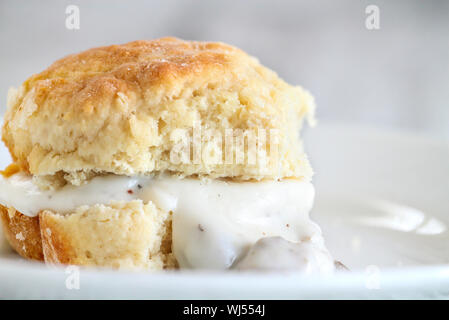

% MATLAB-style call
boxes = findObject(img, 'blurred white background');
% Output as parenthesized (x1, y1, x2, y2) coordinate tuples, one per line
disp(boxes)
(0, 0, 448, 139)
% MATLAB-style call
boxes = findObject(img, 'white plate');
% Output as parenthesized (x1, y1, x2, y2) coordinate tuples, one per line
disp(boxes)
(0, 122, 448, 299)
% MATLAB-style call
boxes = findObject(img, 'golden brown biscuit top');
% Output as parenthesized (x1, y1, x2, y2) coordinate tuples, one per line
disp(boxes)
(19, 37, 246, 115)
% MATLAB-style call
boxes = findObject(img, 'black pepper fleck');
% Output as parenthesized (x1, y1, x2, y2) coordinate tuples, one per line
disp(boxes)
(137, 184, 142, 189)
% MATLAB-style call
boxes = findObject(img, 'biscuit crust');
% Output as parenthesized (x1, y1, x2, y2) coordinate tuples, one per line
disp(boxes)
(0, 205, 43, 260)
(2, 37, 315, 183)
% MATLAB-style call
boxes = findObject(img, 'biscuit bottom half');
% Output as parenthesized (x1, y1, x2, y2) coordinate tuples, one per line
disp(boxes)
(0, 201, 176, 270)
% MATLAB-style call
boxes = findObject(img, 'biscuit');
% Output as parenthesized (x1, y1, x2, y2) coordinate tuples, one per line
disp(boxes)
(0, 201, 175, 270)
(2, 37, 315, 184)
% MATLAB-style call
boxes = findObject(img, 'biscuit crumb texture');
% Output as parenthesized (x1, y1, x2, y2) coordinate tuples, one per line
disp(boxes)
(2, 37, 315, 184)
(0, 201, 176, 270)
